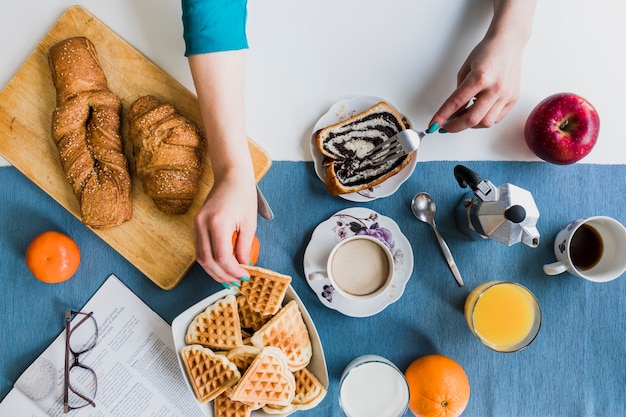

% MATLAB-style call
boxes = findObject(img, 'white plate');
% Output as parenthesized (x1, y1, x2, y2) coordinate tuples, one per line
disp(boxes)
(310, 96, 418, 202)
(303, 207, 414, 317)
(172, 287, 328, 417)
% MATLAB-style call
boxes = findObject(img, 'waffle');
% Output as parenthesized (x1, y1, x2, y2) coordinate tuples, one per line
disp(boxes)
(226, 346, 261, 373)
(261, 368, 327, 413)
(185, 294, 243, 350)
(180, 267, 327, 413)
(237, 294, 271, 331)
(261, 403, 297, 415)
(250, 300, 312, 372)
(229, 347, 296, 406)
(226, 387, 264, 412)
(240, 266, 291, 316)
(214, 391, 252, 417)
(291, 367, 327, 410)
(180, 345, 241, 403)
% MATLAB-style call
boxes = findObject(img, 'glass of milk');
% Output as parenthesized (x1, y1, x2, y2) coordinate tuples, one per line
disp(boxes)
(339, 355, 409, 417)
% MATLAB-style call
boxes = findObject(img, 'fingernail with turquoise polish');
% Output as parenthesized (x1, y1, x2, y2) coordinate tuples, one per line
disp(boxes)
(249, 262, 254, 266)
(240, 276, 250, 282)
(221, 282, 231, 290)
(230, 281, 241, 288)
(439, 128, 448, 134)
(426, 122, 439, 134)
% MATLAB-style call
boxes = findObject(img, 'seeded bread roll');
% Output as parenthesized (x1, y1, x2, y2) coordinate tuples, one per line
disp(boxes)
(48, 36, 132, 228)
(128, 95, 205, 215)
(315, 101, 413, 195)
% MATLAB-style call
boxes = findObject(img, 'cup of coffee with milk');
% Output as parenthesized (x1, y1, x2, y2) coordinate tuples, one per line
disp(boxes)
(319, 235, 394, 300)
(543, 216, 626, 282)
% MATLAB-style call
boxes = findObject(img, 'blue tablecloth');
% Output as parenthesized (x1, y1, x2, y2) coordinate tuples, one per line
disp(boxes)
(1, 161, 625, 416)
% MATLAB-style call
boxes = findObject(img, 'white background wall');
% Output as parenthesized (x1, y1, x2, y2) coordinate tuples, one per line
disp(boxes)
(1, 0, 624, 165)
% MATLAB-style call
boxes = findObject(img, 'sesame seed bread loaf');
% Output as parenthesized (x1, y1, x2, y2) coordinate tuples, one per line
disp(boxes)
(127, 95, 205, 215)
(48, 37, 132, 228)
(315, 101, 414, 195)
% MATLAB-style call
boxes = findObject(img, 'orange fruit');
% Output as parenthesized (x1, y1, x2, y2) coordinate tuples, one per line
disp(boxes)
(404, 354, 470, 417)
(232, 232, 260, 265)
(25, 231, 80, 283)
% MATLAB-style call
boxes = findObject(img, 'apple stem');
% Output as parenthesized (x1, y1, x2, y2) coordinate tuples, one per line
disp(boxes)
(559, 119, 569, 130)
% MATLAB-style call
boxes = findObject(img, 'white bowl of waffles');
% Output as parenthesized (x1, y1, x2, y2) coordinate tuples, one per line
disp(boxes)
(172, 265, 328, 416)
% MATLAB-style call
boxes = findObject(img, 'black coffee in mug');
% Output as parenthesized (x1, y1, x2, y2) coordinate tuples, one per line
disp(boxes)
(570, 224, 604, 271)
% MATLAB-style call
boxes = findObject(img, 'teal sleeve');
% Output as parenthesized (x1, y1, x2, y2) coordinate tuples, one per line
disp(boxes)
(181, 0, 248, 56)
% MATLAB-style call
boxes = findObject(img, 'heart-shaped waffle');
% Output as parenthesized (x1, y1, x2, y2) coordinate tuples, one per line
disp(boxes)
(237, 293, 272, 331)
(240, 265, 291, 316)
(229, 347, 295, 406)
(290, 367, 327, 409)
(226, 345, 261, 374)
(185, 294, 243, 350)
(214, 391, 252, 417)
(180, 345, 241, 403)
(250, 300, 312, 372)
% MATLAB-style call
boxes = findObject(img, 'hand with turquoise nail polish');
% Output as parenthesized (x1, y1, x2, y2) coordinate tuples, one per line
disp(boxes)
(426, 123, 439, 134)
(427, 0, 537, 133)
(187, 48, 258, 288)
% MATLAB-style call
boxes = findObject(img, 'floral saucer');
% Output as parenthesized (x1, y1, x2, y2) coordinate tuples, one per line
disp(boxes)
(303, 207, 414, 317)
(310, 96, 418, 202)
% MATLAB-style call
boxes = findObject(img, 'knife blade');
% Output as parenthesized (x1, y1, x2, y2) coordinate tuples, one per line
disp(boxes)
(256, 185, 274, 220)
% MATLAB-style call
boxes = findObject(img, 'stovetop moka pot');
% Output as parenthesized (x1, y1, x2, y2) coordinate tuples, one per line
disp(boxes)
(453, 165, 540, 248)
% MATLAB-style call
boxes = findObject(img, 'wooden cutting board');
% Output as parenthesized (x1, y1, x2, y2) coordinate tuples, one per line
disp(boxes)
(0, 6, 272, 290)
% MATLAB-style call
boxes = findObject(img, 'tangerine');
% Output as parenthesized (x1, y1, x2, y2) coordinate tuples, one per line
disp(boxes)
(404, 354, 470, 417)
(25, 231, 81, 283)
(232, 232, 260, 265)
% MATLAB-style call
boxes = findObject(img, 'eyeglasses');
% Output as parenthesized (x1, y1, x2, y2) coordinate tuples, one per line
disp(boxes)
(64, 310, 98, 413)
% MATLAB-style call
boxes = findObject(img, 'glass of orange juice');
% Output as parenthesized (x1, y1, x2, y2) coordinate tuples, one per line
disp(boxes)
(464, 281, 541, 353)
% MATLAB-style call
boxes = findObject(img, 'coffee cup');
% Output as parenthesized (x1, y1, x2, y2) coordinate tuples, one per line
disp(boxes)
(311, 235, 394, 300)
(543, 216, 626, 282)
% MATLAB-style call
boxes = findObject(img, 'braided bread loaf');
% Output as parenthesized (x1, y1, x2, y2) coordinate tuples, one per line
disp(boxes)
(128, 95, 205, 215)
(48, 37, 132, 228)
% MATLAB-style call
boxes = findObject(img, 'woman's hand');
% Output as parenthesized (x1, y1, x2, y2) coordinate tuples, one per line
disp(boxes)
(188, 50, 255, 287)
(429, 0, 537, 133)
(194, 167, 256, 286)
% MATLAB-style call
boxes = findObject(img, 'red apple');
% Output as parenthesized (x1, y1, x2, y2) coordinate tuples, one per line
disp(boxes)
(524, 93, 600, 164)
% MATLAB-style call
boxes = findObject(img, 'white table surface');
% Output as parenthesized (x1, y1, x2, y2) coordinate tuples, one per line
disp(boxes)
(1, 0, 624, 166)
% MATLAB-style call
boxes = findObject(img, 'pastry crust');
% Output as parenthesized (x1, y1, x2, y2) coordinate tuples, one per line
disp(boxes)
(316, 101, 413, 195)
(49, 37, 132, 228)
(128, 95, 205, 215)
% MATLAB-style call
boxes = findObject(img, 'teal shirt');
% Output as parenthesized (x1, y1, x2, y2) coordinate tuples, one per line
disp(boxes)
(182, 0, 248, 56)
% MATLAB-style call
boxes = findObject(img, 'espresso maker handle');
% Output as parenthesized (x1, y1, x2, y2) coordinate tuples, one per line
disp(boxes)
(454, 164, 483, 191)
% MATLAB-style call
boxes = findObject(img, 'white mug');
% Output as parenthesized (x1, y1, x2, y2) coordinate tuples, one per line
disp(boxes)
(543, 216, 626, 282)
(310, 235, 394, 300)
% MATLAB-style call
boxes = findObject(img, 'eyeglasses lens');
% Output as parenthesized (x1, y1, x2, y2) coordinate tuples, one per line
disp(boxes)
(66, 366, 97, 409)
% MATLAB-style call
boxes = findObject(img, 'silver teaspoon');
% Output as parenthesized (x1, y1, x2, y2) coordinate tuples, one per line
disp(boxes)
(411, 192, 464, 287)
